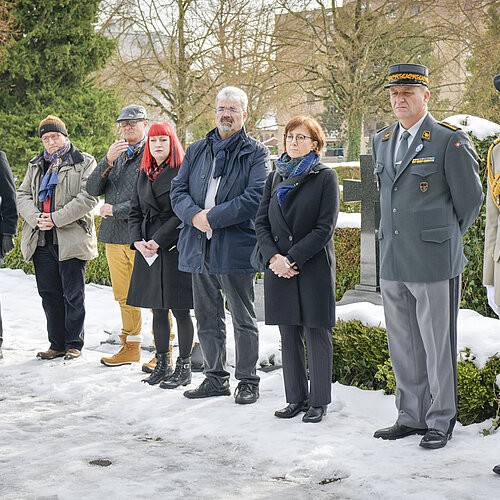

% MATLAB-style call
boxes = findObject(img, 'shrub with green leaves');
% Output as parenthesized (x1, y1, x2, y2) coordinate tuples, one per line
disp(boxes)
(334, 227, 360, 302)
(3, 216, 111, 286)
(332, 319, 389, 390)
(331, 319, 500, 427)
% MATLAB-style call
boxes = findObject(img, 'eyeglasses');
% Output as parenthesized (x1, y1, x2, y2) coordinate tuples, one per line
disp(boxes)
(284, 134, 312, 144)
(41, 133, 62, 144)
(118, 120, 144, 128)
(215, 107, 243, 115)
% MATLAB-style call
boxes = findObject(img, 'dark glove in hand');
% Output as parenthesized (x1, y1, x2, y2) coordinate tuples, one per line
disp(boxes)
(1, 235, 15, 257)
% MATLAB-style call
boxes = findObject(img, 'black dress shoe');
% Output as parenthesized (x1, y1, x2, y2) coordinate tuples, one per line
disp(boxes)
(234, 383, 259, 404)
(183, 378, 231, 399)
(493, 464, 500, 475)
(274, 400, 309, 419)
(374, 422, 427, 440)
(302, 405, 327, 423)
(419, 429, 451, 449)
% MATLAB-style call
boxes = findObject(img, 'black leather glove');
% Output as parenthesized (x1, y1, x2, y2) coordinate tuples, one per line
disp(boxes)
(0, 235, 15, 257)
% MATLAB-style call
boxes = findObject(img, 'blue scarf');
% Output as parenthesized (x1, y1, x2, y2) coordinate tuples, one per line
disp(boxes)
(127, 137, 145, 159)
(39, 140, 71, 203)
(274, 151, 319, 206)
(210, 128, 243, 178)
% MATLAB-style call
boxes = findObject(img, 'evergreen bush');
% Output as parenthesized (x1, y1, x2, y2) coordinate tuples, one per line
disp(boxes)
(331, 319, 500, 426)
(334, 227, 360, 302)
(3, 216, 111, 286)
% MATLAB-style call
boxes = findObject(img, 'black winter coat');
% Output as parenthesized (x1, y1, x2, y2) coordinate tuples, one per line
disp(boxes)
(0, 151, 18, 236)
(127, 165, 193, 310)
(255, 164, 339, 327)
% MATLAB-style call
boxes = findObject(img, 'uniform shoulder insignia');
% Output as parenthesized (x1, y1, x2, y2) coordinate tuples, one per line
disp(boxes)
(376, 125, 390, 134)
(439, 121, 460, 131)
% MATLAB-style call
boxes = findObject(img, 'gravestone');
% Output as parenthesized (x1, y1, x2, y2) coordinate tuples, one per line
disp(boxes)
(339, 154, 382, 305)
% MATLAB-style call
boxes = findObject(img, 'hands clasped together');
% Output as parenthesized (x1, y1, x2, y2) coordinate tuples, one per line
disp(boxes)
(134, 239, 159, 259)
(269, 254, 299, 279)
(36, 212, 54, 231)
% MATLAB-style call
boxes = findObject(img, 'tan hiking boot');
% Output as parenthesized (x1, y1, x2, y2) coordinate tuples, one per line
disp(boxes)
(142, 354, 157, 373)
(101, 340, 141, 366)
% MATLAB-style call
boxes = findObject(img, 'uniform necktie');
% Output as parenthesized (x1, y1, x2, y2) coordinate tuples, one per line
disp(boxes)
(395, 130, 411, 172)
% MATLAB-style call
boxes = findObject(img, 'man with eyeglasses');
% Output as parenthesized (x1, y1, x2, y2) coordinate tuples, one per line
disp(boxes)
(86, 104, 148, 367)
(171, 86, 269, 404)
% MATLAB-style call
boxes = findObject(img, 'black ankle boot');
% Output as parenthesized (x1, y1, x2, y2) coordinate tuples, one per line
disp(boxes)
(142, 352, 172, 386)
(160, 356, 192, 389)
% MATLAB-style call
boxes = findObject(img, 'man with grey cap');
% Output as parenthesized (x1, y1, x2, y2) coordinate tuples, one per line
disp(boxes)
(86, 104, 148, 367)
(372, 63, 483, 449)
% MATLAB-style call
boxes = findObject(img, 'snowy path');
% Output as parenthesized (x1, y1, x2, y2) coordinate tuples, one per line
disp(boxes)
(1, 268, 499, 499)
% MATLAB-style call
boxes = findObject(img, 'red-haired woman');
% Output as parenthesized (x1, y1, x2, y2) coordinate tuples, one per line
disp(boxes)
(127, 122, 194, 389)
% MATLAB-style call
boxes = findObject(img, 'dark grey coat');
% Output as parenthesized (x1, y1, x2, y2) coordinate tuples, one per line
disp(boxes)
(0, 151, 18, 236)
(126, 166, 193, 310)
(372, 113, 484, 282)
(86, 144, 145, 244)
(255, 164, 339, 328)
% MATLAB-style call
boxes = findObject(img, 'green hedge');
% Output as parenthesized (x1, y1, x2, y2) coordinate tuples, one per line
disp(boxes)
(334, 227, 360, 302)
(3, 216, 111, 286)
(332, 319, 500, 427)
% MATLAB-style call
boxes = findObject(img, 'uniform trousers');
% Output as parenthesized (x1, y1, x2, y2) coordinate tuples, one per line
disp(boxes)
(32, 243, 87, 351)
(105, 243, 142, 341)
(380, 276, 460, 434)
(192, 242, 260, 389)
(279, 325, 333, 407)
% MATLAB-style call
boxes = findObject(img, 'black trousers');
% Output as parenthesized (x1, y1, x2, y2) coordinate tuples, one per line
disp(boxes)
(279, 325, 333, 407)
(32, 243, 87, 351)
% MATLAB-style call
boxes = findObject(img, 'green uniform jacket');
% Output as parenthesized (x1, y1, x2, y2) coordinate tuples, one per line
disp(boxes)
(372, 113, 483, 282)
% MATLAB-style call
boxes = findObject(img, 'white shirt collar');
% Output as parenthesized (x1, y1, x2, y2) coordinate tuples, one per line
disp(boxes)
(397, 112, 428, 143)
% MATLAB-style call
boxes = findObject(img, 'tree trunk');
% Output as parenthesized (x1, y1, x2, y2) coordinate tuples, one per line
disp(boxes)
(346, 109, 363, 161)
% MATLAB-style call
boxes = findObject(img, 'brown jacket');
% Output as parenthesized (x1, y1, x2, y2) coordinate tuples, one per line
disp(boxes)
(17, 145, 98, 262)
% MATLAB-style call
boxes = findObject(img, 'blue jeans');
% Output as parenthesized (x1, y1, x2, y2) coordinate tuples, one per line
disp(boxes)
(32, 243, 87, 351)
(192, 244, 259, 388)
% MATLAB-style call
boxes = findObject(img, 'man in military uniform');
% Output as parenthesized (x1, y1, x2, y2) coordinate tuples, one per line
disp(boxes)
(372, 63, 483, 449)
(483, 72, 500, 474)
(86, 105, 148, 367)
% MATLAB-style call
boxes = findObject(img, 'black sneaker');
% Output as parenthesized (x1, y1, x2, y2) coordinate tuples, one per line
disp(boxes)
(234, 382, 259, 405)
(183, 378, 231, 399)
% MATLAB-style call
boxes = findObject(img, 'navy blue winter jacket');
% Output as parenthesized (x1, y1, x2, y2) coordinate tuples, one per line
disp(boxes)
(170, 128, 269, 274)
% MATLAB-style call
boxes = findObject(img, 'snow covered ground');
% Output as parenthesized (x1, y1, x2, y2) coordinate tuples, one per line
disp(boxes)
(1, 268, 500, 499)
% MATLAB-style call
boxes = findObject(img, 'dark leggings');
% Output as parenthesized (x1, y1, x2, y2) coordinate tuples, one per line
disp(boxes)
(152, 309, 194, 358)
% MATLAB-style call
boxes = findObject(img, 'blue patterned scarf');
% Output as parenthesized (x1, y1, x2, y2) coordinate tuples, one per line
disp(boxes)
(210, 128, 243, 178)
(39, 139, 71, 203)
(274, 151, 319, 206)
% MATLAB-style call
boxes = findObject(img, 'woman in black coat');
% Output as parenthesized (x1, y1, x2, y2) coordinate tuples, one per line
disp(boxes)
(255, 116, 339, 423)
(127, 122, 194, 388)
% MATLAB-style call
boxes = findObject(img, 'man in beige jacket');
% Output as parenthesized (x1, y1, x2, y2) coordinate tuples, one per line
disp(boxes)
(17, 115, 98, 360)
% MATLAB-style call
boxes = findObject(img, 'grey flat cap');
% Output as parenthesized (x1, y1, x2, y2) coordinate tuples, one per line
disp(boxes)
(116, 104, 147, 122)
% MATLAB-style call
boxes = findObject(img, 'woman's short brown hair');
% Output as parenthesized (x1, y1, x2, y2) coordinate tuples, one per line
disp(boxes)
(284, 116, 326, 155)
